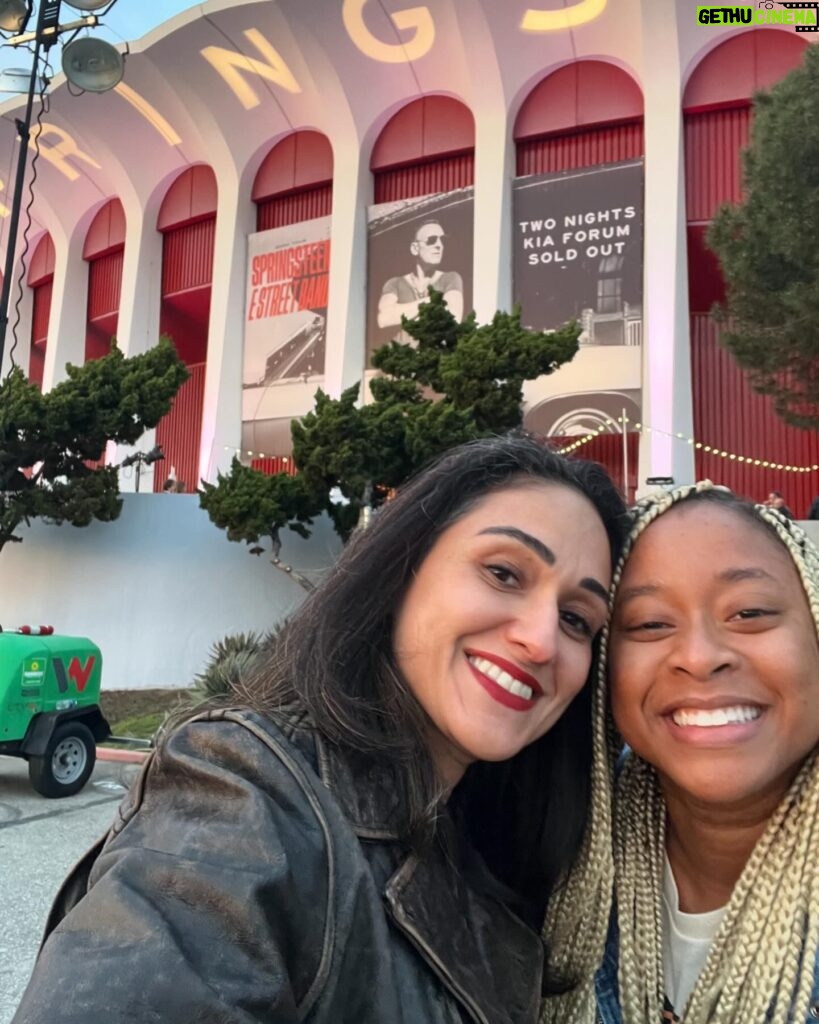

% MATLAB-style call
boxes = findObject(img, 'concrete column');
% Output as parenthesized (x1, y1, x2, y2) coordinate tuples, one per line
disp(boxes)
(322, 132, 371, 399)
(42, 228, 87, 389)
(199, 172, 256, 483)
(637, 0, 695, 493)
(471, 104, 514, 321)
(111, 196, 162, 491)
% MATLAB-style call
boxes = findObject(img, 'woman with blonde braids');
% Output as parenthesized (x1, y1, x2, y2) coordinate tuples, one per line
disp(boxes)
(594, 481, 819, 1024)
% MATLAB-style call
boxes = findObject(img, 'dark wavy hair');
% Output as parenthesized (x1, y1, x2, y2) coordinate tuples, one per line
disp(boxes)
(224, 436, 626, 939)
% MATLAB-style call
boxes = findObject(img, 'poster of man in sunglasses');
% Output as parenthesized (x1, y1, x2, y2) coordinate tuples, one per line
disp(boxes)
(366, 186, 473, 360)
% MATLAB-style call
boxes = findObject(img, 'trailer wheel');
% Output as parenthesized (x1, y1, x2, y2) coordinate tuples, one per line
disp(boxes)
(29, 722, 96, 798)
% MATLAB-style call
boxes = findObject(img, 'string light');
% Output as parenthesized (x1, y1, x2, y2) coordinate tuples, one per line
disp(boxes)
(223, 445, 289, 463)
(224, 429, 819, 477)
(555, 424, 819, 474)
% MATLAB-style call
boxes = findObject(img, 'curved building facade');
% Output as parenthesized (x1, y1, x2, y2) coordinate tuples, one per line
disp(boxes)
(2, 0, 816, 509)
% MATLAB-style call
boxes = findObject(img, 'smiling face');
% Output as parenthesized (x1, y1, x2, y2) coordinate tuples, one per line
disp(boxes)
(411, 222, 445, 266)
(610, 503, 819, 816)
(392, 481, 611, 786)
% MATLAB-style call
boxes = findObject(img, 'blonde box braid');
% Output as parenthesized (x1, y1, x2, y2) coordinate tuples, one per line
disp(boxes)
(611, 481, 819, 1024)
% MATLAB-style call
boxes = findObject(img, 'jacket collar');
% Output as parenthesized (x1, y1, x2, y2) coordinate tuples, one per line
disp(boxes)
(316, 733, 544, 1024)
(315, 732, 403, 839)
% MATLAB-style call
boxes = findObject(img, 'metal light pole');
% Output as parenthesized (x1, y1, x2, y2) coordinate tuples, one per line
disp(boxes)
(0, 0, 61, 372)
(0, 0, 119, 373)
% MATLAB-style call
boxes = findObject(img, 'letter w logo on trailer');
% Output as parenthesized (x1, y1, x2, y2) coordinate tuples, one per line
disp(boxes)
(53, 656, 96, 693)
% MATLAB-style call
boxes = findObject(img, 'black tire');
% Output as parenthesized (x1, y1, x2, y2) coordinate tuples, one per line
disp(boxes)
(28, 722, 96, 798)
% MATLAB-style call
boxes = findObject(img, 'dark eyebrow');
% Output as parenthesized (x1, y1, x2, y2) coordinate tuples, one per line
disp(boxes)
(478, 527, 609, 606)
(718, 567, 778, 584)
(580, 577, 610, 605)
(616, 583, 661, 606)
(478, 526, 555, 565)
(618, 568, 777, 607)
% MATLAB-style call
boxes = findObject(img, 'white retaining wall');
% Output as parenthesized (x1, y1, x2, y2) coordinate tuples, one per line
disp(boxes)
(0, 495, 340, 690)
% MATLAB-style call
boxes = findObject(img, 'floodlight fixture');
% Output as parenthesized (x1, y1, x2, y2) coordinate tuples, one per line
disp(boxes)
(61, 35, 123, 92)
(0, 68, 47, 92)
(0, 0, 27, 33)
(63, 0, 110, 10)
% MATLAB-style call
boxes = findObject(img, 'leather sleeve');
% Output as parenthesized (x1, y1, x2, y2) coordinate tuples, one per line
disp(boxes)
(12, 715, 334, 1023)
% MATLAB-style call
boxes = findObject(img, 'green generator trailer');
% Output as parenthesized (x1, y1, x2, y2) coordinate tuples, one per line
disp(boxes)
(0, 628, 110, 797)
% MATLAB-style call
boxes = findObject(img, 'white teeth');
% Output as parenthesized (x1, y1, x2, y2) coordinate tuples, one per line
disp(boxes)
(671, 705, 762, 728)
(468, 656, 534, 701)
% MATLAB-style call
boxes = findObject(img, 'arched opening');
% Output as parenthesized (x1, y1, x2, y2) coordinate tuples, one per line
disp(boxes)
(514, 61, 645, 499)
(252, 130, 333, 231)
(371, 96, 475, 202)
(155, 164, 217, 494)
(84, 198, 125, 362)
(367, 97, 475, 360)
(514, 60, 644, 175)
(245, 131, 334, 474)
(27, 233, 55, 390)
(684, 30, 812, 512)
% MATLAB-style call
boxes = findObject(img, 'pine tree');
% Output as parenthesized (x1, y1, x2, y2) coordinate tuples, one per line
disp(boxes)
(708, 45, 819, 430)
(0, 337, 188, 552)
(203, 290, 581, 555)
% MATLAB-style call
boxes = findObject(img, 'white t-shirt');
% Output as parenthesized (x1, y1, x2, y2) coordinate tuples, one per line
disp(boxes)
(661, 855, 727, 1015)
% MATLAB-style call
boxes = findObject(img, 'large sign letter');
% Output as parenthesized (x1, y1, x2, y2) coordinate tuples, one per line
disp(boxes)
(343, 0, 435, 63)
(114, 83, 182, 146)
(30, 124, 101, 181)
(521, 0, 608, 32)
(201, 28, 301, 110)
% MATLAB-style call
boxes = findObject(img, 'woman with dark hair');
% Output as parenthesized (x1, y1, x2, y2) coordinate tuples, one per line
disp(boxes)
(13, 434, 627, 1024)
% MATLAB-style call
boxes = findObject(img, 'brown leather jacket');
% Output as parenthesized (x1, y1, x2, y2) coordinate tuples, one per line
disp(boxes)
(13, 706, 543, 1024)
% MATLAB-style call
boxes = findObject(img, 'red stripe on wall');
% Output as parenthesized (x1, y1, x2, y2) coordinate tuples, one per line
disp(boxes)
(87, 249, 123, 321)
(691, 315, 819, 515)
(28, 279, 52, 389)
(516, 120, 645, 176)
(374, 153, 474, 203)
(555, 432, 639, 505)
(250, 456, 298, 477)
(256, 184, 333, 232)
(162, 219, 215, 295)
(153, 362, 206, 494)
(684, 105, 750, 223)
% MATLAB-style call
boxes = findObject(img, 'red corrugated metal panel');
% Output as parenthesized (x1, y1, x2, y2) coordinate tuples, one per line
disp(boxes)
(83, 198, 126, 259)
(87, 249, 123, 321)
(153, 362, 206, 494)
(250, 456, 298, 477)
(516, 121, 644, 176)
(691, 314, 819, 514)
(514, 61, 644, 141)
(158, 165, 218, 231)
(555, 432, 639, 504)
(252, 131, 333, 202)
(684, 106, 750, 223)
(162, 218, 215, 295)
(683, 31, 807, 112)
(256, 184, 333, 232)
(28, 234, 55, 287)
(374, 153, 475, 203)
(371, 97, 475, 172)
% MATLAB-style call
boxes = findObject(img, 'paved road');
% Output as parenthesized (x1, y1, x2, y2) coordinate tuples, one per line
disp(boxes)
(0, 755, 142, 1022)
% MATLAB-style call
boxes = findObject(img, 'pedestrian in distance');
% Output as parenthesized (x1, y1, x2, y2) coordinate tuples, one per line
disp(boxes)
(13, 434, 628, 1024)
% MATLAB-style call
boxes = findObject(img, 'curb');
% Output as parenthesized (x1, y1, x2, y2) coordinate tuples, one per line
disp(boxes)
(97, 746, 150, 764)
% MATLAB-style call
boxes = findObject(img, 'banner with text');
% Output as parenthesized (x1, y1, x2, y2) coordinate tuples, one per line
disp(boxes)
(242, 216, 331, 456)
(512, 160, 644, 438)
